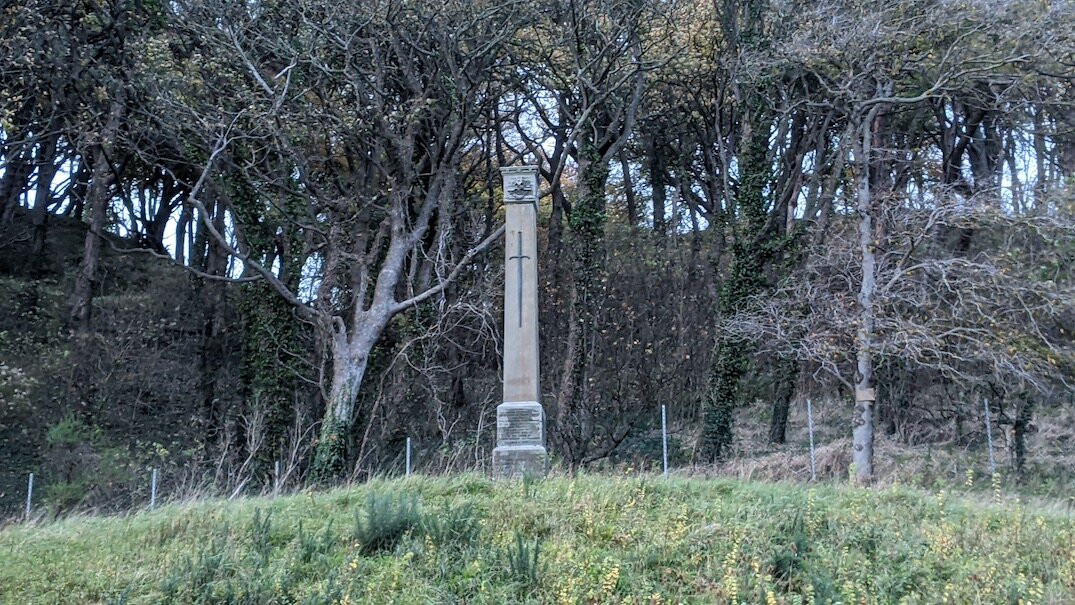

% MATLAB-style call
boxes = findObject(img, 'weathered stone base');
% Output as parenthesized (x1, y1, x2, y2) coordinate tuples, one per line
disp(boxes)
(492, 401, 547, 478)
(492, 444, 548, 478)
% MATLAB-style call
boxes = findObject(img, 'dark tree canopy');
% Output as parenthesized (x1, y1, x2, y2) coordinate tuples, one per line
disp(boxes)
(1, 0, 1074, 512)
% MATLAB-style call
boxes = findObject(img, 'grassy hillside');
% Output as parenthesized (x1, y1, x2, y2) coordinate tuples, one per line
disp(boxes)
(1, 475, 1073, 604)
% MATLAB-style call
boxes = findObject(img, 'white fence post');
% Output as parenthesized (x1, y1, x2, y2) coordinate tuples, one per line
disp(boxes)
(274, 460, 281, 496)
(150, 468, 158, 509)
(406, 437, 412, 477)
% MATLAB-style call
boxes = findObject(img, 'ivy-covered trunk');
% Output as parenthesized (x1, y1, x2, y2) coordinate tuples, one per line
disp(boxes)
(700, 116, 770, 462)
(232, 175, 308, 476)
(556, 143, 610, 467)
(1012, 397, 1033, 474)
(701, 336, 747, 460)
(310, 324, 380, 482)
(239, 282, 305, 473)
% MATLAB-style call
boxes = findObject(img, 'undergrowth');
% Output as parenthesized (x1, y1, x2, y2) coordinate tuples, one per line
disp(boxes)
(352, 492, 421, 554)
(2, 474, 1073, 604)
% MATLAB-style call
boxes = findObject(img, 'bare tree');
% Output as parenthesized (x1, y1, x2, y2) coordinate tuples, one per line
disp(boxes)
(146, 0, 526, 478)
(726, 0, 1073, 481)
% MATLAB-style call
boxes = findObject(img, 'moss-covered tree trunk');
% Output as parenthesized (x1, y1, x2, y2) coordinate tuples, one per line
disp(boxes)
(309, 219, 419, 481)
(310, 335, 371, 481)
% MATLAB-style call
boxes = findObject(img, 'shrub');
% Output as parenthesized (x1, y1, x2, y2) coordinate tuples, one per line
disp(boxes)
(769, 513, 810, 585)
(420, 502, 482, 550)
(296, 520, 337, 565)
(503, 531, 541, 586)
(159, 535, 232, 602)
(352, 491, 421, 554)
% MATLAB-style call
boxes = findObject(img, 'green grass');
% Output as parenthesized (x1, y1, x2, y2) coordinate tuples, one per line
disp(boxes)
(1, 474, 1073, 604)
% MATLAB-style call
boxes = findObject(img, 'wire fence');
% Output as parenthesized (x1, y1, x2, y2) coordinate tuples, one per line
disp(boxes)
(6, 399, 1009, 524)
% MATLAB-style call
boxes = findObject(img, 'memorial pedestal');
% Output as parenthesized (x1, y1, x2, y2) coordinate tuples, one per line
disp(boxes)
(492, 401, 547, 477)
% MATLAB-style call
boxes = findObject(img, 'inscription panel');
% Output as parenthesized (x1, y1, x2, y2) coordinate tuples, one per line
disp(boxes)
(497, 403, 544, 446)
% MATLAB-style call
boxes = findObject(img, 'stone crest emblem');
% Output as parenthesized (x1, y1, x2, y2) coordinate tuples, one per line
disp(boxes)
(505, 176, 535, 201)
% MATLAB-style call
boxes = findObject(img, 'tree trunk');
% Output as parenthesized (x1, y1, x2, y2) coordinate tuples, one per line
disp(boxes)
(1033, 106, 1047, 204)
(700, 111, 770, 462)
(1012, 398, 1033, 474)
(877, 359, 911, 440)
(0, 103, 36, 223)
(197, 192, 229, 443)
(646, 132, 666, 235)
(309, 184, 429, 479)
(557, 143, 609, 468)
(851, 109, 880, 485)
(0, 148, 34, 224)
(619, 151, 638, 227)
(175, 202, 191, 266)
(701, 336, 743, 460)
(62, 157, 91, 219)
(310, 322, 383, 482)
(30, 131, 61, 260)
(768, 358, 798, 444)
(147, 177, 178, 254)
(239, 279, 306, 475)
(69, 93, 126, 331)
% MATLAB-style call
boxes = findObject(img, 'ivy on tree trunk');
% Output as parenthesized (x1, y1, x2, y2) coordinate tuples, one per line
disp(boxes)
(700, 115, 771, 462)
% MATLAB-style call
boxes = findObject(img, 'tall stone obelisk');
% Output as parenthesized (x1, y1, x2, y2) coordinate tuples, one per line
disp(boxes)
(492, 166, 548, 477)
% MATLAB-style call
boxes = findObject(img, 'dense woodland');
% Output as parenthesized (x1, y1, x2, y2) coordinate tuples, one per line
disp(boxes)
(1, 0, 1074, 515)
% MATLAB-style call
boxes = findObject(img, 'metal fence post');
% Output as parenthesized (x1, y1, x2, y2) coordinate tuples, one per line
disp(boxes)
(661, 404, 669, 478)
(983, 398, 997, 476)
(406, 437, 412, 477)
(150, 468, 158, 509)
(25, 472, 33, 520)
(806, 399, 817, 481)
(274, 460, 281, 496)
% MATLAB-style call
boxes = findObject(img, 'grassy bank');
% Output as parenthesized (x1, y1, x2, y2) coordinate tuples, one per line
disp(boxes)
(1, 475, 1073, 604)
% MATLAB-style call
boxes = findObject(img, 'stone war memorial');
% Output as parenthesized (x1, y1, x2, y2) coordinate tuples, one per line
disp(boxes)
(492, 166, 548, 478)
